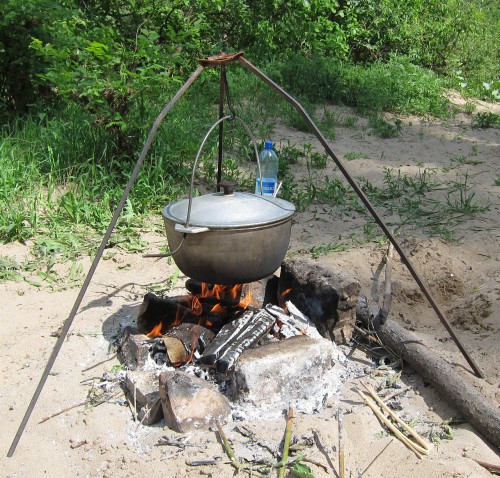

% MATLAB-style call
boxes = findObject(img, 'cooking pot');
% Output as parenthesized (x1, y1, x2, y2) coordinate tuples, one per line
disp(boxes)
(162, 181, 295, 284)
(161, 116, 295, 285)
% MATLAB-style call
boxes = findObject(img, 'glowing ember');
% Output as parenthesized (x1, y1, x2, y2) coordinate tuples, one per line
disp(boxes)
(145, 283, 253, 338)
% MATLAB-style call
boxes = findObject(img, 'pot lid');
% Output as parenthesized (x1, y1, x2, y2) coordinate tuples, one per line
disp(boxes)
(162, 191, 295, 229)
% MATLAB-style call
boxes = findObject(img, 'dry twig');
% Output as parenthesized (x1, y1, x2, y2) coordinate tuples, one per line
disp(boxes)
(357, 384, 430, 458)
(358, 439, 393, 477)
(38, 390, 122, 424)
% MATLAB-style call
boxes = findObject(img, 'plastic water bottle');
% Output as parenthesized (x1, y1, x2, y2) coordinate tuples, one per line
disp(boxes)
(255, 140, 278, 196)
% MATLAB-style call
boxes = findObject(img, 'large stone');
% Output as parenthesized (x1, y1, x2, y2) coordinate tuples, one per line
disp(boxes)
(159, 370, 231, 432)
(118, 326, 150, 370)
(125, 370, 163, 425)
(229, 335, 337, 407)
(279, 259, 360, 343)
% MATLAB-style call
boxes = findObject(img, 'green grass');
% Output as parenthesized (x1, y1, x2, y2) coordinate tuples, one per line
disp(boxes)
(345, 152, 370, 161)
(0, 55, 495, 277)
(271, 54, 452, 118)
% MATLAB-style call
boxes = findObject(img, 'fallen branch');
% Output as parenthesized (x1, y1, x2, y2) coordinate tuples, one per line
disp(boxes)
(474, 459, 500, 475)
(356, 298, 500, 449)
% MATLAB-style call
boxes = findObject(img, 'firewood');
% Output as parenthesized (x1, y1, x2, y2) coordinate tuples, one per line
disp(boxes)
(201, 309, 276, 373)
(136, 292, 191, 334)
(163, 336, 188, 364)
(163, 323, 215, 366)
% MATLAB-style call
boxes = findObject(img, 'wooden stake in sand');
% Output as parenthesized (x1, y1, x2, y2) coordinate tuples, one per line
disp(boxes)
(338, 409, 345, 478)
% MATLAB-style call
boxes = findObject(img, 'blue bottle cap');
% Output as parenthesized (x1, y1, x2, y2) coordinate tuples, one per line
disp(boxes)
(265, 140, 273, 149)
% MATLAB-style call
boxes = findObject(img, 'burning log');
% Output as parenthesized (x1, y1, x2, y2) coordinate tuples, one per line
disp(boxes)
(186, 275, 279, 310)
(136, 292, 191, 335)
(356, 296, 500, 449)
(163, 323, 215, 365)
(200, 309, 276, 373)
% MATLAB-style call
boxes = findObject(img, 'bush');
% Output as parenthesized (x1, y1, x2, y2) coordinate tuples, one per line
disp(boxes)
(271, 54, 450, 117)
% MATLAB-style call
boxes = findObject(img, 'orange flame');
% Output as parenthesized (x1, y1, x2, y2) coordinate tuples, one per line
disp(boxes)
(210, 303, 225, 315)
(238, 291, 253, 310)
(281, 288, 293, 297)
(146, 321, 163, 338)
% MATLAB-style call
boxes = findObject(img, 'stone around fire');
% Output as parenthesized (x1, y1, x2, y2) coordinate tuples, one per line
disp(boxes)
(229, 335, 338, 408)
(125, 370, 163, 425)
(279, 259, 360, 343)
(159, 370, 231, 433)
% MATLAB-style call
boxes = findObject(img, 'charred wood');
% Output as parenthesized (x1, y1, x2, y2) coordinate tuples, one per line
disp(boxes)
(200, 309, 276, 373)
(215, 310, 276, 374)
(136, 292, 191, 335)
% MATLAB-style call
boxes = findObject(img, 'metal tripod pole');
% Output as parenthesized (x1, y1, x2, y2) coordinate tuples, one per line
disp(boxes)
(238, 55, 483, 379)
(7, 65, 205, 458)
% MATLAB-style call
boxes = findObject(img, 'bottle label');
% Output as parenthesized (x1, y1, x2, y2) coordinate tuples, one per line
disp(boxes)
(255, 178, 277, 196)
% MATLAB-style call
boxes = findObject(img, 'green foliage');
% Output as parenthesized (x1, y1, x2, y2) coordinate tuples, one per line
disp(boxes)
(472, 112, 500, 129)
(350, 0, 476, 70)
(0, 0, 74, 119)
(1, 0, 498, 127)
(272, 55, 451, 117)
(368, 116, 403, 138)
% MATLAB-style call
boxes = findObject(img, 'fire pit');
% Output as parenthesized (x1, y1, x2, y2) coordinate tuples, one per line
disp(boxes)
(117, 259, 361, 431)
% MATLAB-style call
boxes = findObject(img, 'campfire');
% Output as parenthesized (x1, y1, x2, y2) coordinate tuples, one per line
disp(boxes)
(143, 282, 255, 339)
(118, 259, 361, 430)
(135, 277, 317, 371)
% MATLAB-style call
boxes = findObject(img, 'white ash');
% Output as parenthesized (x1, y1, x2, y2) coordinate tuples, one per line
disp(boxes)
(130, 302, 361, 423)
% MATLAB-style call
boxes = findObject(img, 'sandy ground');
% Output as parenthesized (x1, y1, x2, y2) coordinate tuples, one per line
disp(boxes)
(1, 97, 499, 477)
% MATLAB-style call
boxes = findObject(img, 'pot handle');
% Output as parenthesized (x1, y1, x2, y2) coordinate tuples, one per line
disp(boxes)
(184, 115, 263, 230)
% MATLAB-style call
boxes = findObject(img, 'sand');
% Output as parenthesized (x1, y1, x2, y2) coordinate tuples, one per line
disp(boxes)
(1, 97, 499, 477)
